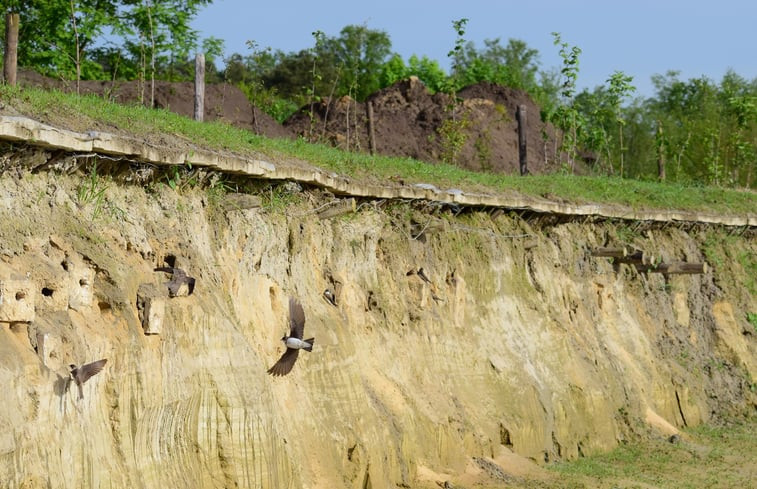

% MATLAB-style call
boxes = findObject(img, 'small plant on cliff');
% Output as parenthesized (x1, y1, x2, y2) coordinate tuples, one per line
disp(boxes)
(76, 160, 109, 220)
(748, 313, 757, 334)
(260, 183, 303, 211)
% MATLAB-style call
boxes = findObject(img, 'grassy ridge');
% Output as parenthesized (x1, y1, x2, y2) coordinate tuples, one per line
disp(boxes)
(1, 84, 755, 216)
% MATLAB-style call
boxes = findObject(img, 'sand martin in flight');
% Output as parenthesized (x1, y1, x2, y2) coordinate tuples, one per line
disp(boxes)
(69, 359, 107, 400)
(267, 297, 314, 376)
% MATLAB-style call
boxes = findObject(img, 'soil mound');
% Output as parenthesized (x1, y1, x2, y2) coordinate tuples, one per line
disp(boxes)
(284, 76, 563, 174)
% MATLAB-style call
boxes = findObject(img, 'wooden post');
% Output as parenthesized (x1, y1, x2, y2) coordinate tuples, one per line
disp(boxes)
(194, 53, 205, 122)
(4, 13, 19, 86)
(635, 262, 707, 275)
(591, 247, 655, 265)
(516, 104, 528, 175)
(317, 198, 356, 220)
(366, 100, 377, 155)
(617, 249, 656, 265)
(590, 247, 628, 258)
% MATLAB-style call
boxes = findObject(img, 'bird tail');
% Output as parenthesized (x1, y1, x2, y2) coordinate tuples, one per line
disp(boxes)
(303, 338, 315, 352)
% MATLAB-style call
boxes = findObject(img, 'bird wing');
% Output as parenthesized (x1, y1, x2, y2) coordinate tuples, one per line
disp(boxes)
(288, 297, 306, 339)
(267, 348, 300, 376)
(77, 359, 107, 384)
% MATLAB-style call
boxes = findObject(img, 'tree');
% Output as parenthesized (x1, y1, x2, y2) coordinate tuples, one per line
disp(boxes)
(11, 0, 117, 80)
(451, 37, 540, 92)
(8, 0, 211, 85)
(379, 53, 447, 92)
(605, 70, 636, 176)
(323, 24, 392, 100)
(545, 32, 584, 171)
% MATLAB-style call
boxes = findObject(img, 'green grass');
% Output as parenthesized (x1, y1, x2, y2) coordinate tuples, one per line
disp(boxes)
(545, 419, 757, 489)
(2, 84, 756, 216)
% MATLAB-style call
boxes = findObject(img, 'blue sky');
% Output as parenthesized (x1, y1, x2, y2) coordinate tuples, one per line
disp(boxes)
(191, 0, 757, 98)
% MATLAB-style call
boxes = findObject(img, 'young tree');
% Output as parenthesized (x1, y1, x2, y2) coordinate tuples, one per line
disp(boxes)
(606, 70, 636, 176)
(546, 32, 584, 171)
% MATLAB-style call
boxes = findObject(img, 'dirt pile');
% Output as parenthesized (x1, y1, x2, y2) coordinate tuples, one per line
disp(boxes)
(286, 77, 564, 174)
(19, 70, 567, 175)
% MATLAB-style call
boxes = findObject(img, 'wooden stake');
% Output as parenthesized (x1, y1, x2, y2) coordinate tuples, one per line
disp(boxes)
(590, 247, 628, 258)
(4, 13, 19, 86)
(616, 249, 657, 265)
(517, 104, 528, 175)
(635, 262, 707, 274)
(194, 53, 205, 121)
(318, 198, 356, 220)
(366, 100, 377, 155)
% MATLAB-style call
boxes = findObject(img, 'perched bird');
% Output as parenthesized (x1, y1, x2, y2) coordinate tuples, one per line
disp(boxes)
(323, 288, 337, 307)
(407, 267, 432, 284)
(154, 267, 196, 297)
(268, 297, 314, 377)
(69, 359, 107, 400)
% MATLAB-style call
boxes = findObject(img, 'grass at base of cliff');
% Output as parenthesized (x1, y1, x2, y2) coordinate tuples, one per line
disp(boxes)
(533, 418, 757, 489)
(2, 84, 756, 216)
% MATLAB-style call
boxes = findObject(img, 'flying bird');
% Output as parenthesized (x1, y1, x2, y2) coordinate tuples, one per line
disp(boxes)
(69, 359, 107, 400)
(154, 267, 196, 296)
(267, 297, 314, 377)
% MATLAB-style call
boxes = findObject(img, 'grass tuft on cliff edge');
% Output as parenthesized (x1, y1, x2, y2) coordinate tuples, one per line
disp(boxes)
(1, 84, 755, 216)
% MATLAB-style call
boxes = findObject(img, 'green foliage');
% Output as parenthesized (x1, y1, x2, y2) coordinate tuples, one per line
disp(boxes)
(606, 70, 636, 176)
(545, 32, 584, 171)
(451, 37, 541, 92)
(12, 0, 118, 80)
(748, 313, 757, 333)
(76, 160, 109, 220)
(75, 159, 123, 220)
(12, 0, 210, 82)
(437, 112, 471, 165)
(623, 70, 757, 187)
(379, 54, 447, 93)
(446, 17, 469, 93)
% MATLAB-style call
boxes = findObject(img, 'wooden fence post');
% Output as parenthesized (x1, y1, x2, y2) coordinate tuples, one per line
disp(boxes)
(4, 13, 19, 86)
(366, 100, 377, 155)
(194, 53, 205, 122)
(517, 104, 528, 175)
